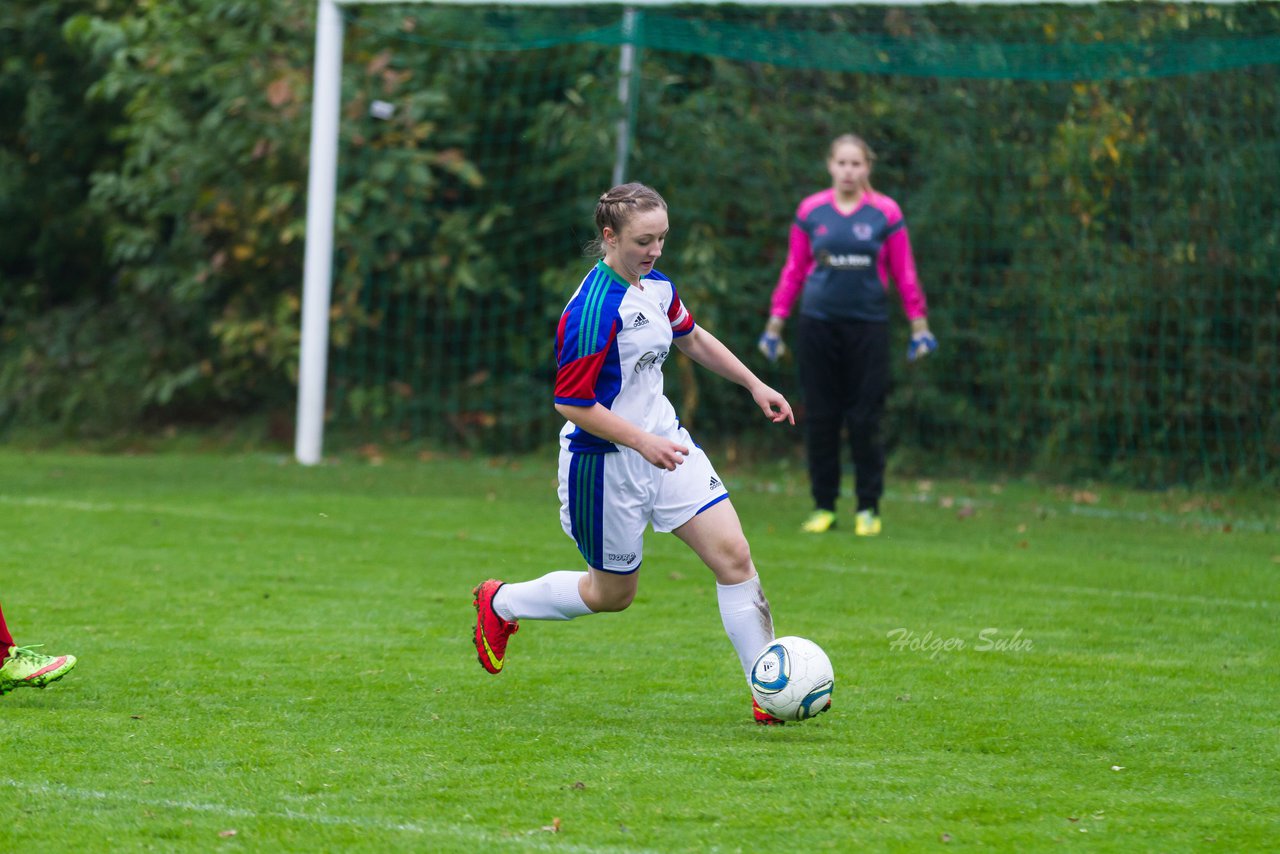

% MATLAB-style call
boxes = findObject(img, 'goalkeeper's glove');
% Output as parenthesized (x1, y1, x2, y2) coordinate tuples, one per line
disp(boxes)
(907, 318, 937, 362)
(757, 316, 787, 363)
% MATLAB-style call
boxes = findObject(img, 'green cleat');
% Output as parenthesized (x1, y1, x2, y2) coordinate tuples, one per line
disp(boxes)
(0, 645, 78, 695)
(801, 509, 837, 534)
(855, 509, 882, 537)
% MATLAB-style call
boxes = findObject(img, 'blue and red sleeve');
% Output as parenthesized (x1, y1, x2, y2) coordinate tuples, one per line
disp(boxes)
(554, 276, 624, 406)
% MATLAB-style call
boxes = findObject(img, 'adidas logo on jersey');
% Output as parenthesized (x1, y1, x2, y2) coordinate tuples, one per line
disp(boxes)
(633, 313, 650, 328)
(709, 476, 721, 490)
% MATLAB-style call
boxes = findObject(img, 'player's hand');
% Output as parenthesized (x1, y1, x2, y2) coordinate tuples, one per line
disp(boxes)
(750, 383, 795, 426)
(907, 318, 937, 362)
(757, 316, 787, 363)
(757, 332, 786, 362)
(635, 433, 689, 471)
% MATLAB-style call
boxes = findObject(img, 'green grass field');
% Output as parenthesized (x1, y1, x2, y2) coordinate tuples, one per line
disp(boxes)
(1, 449, 1276, 851)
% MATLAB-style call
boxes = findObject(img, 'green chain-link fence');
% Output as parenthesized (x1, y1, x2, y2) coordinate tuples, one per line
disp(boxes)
(326, 3, 1280, 487)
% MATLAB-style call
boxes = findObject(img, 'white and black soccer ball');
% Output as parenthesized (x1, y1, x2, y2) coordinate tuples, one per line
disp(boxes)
(750, 636, 834, 721)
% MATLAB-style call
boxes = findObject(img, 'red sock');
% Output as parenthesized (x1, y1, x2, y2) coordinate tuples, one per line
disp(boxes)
(0, 603, 14, 662)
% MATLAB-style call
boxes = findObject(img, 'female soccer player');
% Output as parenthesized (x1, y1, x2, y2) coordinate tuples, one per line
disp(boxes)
(0, 600, 77, 695)
(757, 133, 936, 536)
(473, 182, 795, 724)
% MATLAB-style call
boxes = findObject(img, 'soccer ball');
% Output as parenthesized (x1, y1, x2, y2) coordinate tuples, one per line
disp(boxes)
(750, 636, 834, 721)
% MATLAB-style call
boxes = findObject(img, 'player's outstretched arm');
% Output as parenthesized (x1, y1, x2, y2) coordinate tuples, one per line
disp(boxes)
(675, 327, 795, 425)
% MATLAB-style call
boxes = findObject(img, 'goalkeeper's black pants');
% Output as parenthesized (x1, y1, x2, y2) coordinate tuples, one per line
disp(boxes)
(796, 315, 891, 515)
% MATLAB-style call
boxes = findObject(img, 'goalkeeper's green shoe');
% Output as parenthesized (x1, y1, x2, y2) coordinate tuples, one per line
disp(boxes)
(800, 509, 837, 534)
(854, 510, 882, 537)
(0, 645, 78, 695)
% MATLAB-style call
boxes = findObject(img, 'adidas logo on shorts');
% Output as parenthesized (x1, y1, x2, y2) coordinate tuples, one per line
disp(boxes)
(633, 313, 650, 328)
(709, 476, 721, 490)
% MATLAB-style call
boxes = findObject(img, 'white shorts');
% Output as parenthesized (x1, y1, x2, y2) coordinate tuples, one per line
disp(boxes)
(557, 426, 729, 574)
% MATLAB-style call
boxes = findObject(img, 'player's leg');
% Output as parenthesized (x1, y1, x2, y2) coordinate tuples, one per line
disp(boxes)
(656, 441, 774, 680)
(797, 316, 845, 532)
(485, 564, 637, 619)
(473, 568, 598, 674)
(475, 567, 637, 674)
(578, 567, 639, 613)
(673, 500, 774, 673)
(673, 500, 783, 725)
(0, 602, 13, 653)
(846, 320, 890, 535)
(672, 498, 754, 584)
(472, 448, 647, 674)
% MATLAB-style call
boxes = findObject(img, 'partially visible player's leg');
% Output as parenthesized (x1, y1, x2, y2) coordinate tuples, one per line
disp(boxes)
(0, 602, 14, 652)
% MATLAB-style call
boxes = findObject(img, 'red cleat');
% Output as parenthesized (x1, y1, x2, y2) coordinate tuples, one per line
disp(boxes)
(753, 697, 786, 726)
(472, 580, 519, 674)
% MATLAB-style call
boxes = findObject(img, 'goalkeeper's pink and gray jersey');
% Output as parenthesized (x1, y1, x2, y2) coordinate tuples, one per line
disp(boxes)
(554, 261, 696, 454)
(768, 188, 927, 323)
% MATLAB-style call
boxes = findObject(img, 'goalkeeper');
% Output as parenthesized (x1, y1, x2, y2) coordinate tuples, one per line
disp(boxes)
(758, 133, 936, 537)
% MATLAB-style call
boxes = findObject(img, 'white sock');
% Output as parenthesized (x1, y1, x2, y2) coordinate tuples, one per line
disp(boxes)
(492, 571, 593, 621)
(717, 574, 775, 682)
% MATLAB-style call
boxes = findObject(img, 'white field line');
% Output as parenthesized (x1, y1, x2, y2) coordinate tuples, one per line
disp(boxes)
(0, 494, 510, 544)
(6, 489, 1274, 534)
(886, 489, 1277, 533)
(0, 780, 644, 852)
(811, 561, 1274, 611)
(1057, 502, 1276, 533)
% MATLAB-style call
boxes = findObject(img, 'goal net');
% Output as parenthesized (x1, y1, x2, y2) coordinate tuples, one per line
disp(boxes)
(309, 1, 1280, 486)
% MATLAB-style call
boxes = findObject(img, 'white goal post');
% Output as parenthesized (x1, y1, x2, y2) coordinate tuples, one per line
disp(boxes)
(294, 0, 1244, 465)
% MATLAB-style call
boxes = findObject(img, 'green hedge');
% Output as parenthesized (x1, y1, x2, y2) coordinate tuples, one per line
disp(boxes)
(2, 2, 1277, 487)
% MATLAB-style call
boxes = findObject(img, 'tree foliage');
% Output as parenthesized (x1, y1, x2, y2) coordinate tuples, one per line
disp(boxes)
(1, 2, 1276, 486)
(1, 0, 317, 430)
(0, 1, 126, 427)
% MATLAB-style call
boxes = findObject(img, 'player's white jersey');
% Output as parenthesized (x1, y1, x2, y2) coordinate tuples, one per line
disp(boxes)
(554, 261, 695, 453)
